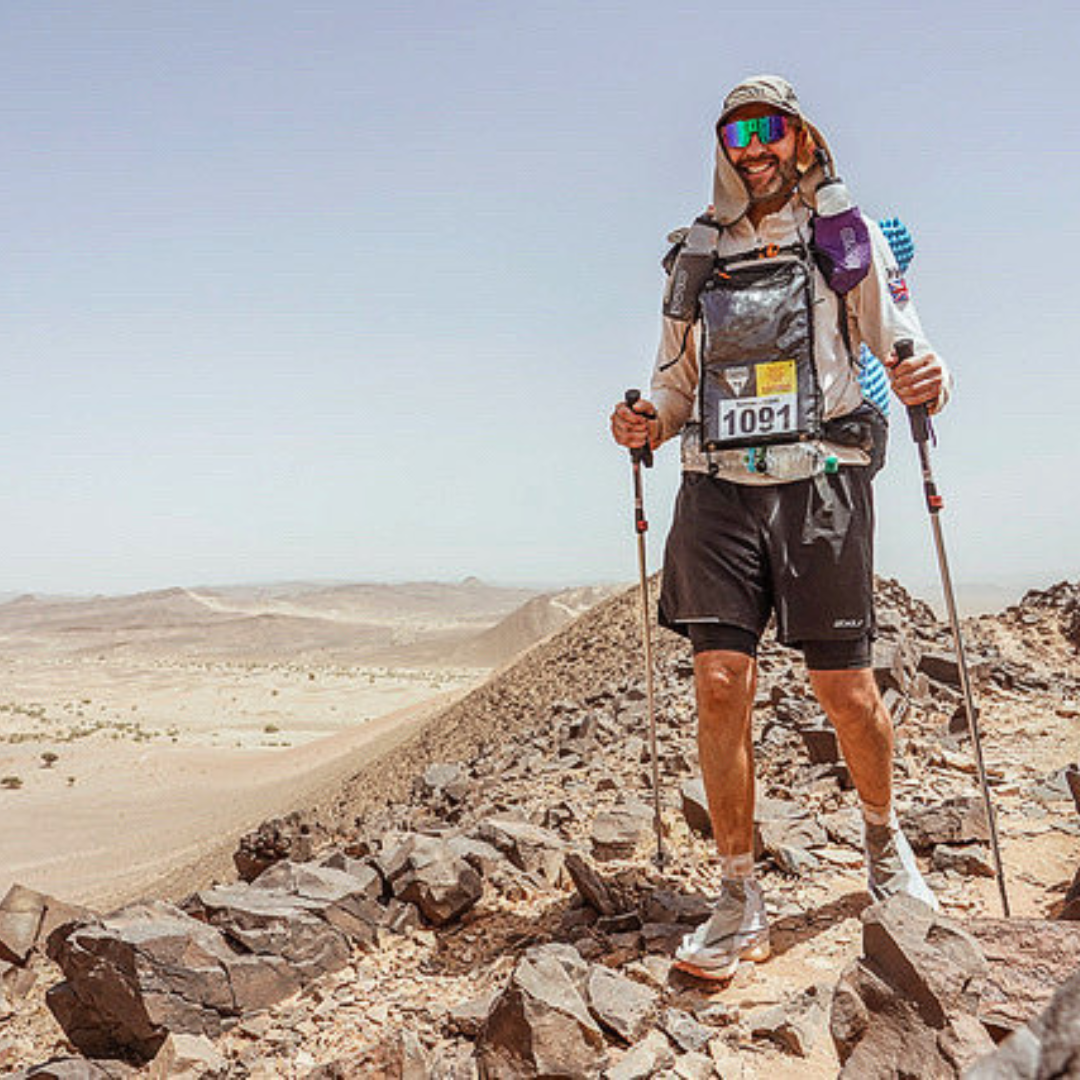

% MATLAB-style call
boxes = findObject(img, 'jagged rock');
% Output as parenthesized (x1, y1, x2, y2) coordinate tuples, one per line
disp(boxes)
(449, 991, 500, 1037)
(524, 942, 592, 996)
(565, 852, 618, 916)
(747, 984, 828, 1057)
(591, 804, 651, 861)
(902, 796, 991, 852)
(672, 1051, 715, 1079)
(234, 811, 321, 881)
(250, 858, 386, 946)
(6, 1060, 137, 1079)
(1064, 765, 1080, 816)
(144, 1032, 227, 1078)
(0, 885, 90, 966)
(474, 817, 566, 885)
(421, 762, 470, 803)
(965, 968, 1080, 1079)
(931, 842, 995, 878)
(392, 840, 483, 926)
(46, 901, 298, 1061)
(755, 805, 827, 867)
(306, 853, 384, 899)
(966, 918, 1080, 1037)
(1, 955, 37, 1014)
(662, 1007, 714, 1054)
(477, 947, 607, 1077)
(1060, 865, 1080, 921)
(447, 835, 507, 877)
(396, 1030, 432, 1079)
(919, 650, 990, 688)
(830, 895, 994, 1077)
(640, 890, 711, 926)
(708, 1042, 747, 1078)
(680, 779, 712, 838)
(873, 637, 917, 696)
(801, 725, 841, 765)
(821, 807, 865, 849)
(188, 882, 351, 979)
(604, 1029, 675, 1080)
(586, 965, 658, 1043)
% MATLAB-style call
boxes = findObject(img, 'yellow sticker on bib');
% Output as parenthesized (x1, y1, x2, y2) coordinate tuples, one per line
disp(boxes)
(756, 359, 797, 396)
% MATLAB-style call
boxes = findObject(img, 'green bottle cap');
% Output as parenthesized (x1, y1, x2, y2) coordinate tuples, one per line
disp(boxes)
(824, 455, 839, 475)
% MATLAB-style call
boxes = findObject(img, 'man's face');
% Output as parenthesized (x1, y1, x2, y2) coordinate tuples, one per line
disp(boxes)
(720, 103, 801, 206)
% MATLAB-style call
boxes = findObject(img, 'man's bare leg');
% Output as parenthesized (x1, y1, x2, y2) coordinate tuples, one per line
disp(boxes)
(675, 648, 771, 979)
(809, 668, 892, 813)
(809, 666, 938, 908)
(694, 650, 758, 855)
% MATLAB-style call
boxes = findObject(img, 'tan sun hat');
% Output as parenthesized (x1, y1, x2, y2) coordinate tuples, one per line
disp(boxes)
(711, 74, 833, 226)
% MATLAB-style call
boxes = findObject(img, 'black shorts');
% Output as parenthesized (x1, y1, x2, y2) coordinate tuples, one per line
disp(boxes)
(658, 468, 875, 667)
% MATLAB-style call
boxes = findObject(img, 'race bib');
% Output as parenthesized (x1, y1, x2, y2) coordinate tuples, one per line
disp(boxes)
(716, 359, 798, 442)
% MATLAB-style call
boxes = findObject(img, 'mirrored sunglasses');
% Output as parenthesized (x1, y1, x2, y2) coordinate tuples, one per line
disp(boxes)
(719, 114, 792, 150)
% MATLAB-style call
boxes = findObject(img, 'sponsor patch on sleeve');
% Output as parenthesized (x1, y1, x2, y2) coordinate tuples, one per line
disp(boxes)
(888, 274, 910, 305)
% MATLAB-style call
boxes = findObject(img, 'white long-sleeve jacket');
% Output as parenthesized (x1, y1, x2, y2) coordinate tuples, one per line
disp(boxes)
(649, 199, 950, 483)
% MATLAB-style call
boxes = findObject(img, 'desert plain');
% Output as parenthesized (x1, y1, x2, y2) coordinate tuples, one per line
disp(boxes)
(0, 580, 604, 908)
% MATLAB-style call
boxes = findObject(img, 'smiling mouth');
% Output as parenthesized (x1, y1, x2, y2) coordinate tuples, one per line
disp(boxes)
(741, 160, 776, 177)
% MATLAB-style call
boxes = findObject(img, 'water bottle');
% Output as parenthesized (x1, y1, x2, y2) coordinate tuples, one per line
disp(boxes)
(811, 151, 872, 294)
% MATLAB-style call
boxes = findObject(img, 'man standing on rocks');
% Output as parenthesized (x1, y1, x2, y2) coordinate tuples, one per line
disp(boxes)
(610, 75, 948, 981)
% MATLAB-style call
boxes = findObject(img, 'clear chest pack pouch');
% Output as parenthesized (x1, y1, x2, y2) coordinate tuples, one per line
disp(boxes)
(698, 252, 824, 451)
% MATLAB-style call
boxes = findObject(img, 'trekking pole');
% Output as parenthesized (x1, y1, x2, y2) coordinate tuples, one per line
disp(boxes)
(896, 338, 1011, 916)
(624, 389, 666, 866)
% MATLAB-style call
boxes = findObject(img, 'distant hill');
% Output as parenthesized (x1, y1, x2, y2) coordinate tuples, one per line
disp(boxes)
(0, 580, 545, 663)
(449, 585, 619, 666)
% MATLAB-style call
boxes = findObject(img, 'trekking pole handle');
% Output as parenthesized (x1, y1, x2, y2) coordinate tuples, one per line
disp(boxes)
(624, 389, 655, 468)
(895, 338, 933, 445)
(896, 338, 944, 514)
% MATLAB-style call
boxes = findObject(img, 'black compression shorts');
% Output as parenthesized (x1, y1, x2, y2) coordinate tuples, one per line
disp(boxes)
(658, 468, 876, 670)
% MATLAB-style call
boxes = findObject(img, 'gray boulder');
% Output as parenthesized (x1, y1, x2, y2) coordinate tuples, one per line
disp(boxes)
(680, 778, 712, 839)
(0, 884, 91, 966)
(46, 901, 298, 1062)
(477, 947, 608, 1077)
(830, 894, 995, 1078)
(391, 838, 483, 926)
(188, 882, 351, 980)
(591, 804, 651, 862)
(586, 965, 658, 1043)
(233, 811, 320, 882)
(967, 918, 1080, 1038)
(474, 817, 566, 885)
(902, 797, 991, 852)
(964, 968, 1080, 1079)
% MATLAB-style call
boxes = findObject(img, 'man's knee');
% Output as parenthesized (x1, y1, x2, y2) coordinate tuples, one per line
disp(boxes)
(694, 651, 755, 726)
(811, 668, 884, 727)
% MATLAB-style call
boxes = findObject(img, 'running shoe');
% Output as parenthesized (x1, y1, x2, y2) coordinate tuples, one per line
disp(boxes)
(865, 814, 940, 911)
(674, 877, 771, 981)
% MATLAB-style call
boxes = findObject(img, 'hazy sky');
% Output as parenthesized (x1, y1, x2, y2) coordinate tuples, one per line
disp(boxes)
(1, 1, 1077, 602)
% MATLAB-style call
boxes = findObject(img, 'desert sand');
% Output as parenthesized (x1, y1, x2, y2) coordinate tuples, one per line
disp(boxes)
(0, 579, 603, 909)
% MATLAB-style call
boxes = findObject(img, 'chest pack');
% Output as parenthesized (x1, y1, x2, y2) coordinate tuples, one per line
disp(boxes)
(660, 187, 876, 459)
(698, 244, 822, 451)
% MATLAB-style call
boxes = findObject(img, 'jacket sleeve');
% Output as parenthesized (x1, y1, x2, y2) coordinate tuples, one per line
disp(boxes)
(847, 220, 953, 412)
(648, 316, 698, 446)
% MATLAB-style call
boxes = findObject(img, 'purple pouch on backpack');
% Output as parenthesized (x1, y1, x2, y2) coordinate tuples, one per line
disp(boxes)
(811, 180, 872, 294)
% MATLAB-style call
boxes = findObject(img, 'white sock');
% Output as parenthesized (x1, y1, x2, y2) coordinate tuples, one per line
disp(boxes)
(719, 852, 755, 880)
(861, 800, 892, 827)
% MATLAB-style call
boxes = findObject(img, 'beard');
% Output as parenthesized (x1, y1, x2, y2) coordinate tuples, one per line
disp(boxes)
(740, 153, 800, 205)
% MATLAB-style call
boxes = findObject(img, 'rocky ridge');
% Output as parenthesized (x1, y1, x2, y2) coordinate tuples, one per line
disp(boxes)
(1, 578, 1079, 1078)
